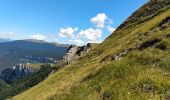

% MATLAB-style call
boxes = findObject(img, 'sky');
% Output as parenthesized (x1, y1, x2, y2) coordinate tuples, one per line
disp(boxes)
(0, 0, 148, 45)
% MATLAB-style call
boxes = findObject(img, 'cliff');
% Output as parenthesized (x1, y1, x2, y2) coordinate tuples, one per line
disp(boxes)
(0, 63, 34, 83)
(63, 43, 99, 62)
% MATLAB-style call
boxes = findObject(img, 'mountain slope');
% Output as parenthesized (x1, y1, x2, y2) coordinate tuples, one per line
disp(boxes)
(12, 0, 170, 100)
(0, 40, 69, 73)
(0, 38, 12, 43)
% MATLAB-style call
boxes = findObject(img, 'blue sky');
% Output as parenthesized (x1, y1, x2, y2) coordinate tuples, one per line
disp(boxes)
(0, 0, 148, 45)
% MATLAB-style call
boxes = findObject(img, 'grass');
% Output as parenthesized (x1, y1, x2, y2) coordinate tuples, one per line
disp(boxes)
(29, 63, 44, 71)
(11, 3, 170, 100)
(51, 48, 170, 100)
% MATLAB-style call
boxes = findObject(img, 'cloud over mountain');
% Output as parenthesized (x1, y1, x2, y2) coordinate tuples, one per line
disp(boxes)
(59, 27, 78, 38)
(78, 28, 102, 42)
(107, 25, 116, 33)
(28, 34, 47, 40)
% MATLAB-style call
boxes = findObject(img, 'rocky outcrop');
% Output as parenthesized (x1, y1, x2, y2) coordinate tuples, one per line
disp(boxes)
(0, 63, 34, 83)
(63, 43, 98, 62)
(159, 16, 170, 30)
(63, 45, 80, 62)
(159, 17, 170, 26)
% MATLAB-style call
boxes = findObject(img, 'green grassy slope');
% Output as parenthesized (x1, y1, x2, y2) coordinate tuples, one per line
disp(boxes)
(12, 0, 170, 100)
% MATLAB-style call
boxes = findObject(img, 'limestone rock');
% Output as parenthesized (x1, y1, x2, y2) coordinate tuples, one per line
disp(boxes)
(0, 63, 34, 83)
(63, 43, 98, 62)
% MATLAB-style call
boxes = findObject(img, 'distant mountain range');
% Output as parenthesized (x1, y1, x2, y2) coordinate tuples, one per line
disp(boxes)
(0, 38, 12, 43)
(0, 39, 69, 73)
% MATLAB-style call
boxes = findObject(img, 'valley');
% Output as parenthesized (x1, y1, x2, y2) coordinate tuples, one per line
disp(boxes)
(0, 39, 69, 73)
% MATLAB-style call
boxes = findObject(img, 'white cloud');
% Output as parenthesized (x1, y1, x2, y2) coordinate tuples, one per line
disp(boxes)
(0, 32, 15, 35)
(69, 39, 83, 45)
(0, 32, 15, 39)
(67, 28, 103, 45)
(59, 27, 78, 38)
(78, 28, 102, 42)
(28, 34, 47, 40)
(54, 38, 58, 41)
(91, 13, 108, 28)
(57, 13, 115, 45)
(107, 25, 116, 33)
(87, 40, 101, 43)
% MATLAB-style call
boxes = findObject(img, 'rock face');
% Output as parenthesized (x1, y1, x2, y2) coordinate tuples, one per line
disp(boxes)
(0, 63, 34, 83)
(159, 16, 170, 26)
(63, 45, 79, 62)
(63, 43, 98, 62)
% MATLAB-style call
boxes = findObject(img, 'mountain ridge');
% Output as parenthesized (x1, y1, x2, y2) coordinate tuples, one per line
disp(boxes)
(0, 38, 12, 43)
(11, 0, 170, 99)
(0, 40, 69, 73)
(116, 0, 170, 31)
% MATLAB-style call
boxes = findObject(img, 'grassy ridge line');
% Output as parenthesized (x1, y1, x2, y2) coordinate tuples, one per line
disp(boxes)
(12, 8, 170, 100)
(53, 49, 170, 99)
(116, 1, 170, 31)
(92, 8, 170, 60)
